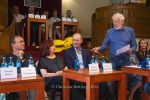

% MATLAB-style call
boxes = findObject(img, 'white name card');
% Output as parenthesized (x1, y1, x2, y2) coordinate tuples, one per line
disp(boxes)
(62, 17, 67, 21)
(41, 15, 46, 19)
(1, 67, 17, 79)
(28, 14, 34, 18)
(88, 63, 100, 73)
(66, 18, 72, 22)
(21, 67, 36, 78)
(35, 15, 41, 19)
(72, 18, 78, 22)
(103, 63, 113, 72)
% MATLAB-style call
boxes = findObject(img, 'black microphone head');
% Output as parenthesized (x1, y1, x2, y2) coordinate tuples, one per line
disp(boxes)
(144, 82, 150, 95)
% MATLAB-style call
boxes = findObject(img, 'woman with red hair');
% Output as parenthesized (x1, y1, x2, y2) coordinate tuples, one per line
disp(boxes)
(38, 40, 64, 100)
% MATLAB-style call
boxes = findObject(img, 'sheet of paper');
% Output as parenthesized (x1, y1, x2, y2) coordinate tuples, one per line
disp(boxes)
(116, 44, 130, 55)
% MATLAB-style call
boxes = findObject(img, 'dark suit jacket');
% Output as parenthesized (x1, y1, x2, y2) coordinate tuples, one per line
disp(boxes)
(64, 47, 91, 69)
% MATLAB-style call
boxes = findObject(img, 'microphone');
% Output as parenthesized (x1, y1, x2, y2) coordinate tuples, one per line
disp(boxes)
(144, 82, 150, 95)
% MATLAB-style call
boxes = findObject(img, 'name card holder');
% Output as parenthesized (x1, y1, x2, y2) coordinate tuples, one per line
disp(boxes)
(103, 63, 113, 72)
(28, 14, 34, 18)
(41, 15, 46, 19)
(1, 67, 17, 79)
(62, 17, 67, 21)
(72, 18, 78, 22)
(88, 63, 100, 73)
(66, 18, 72, 22)
(21, 67, 36, 78)
(35, 15, 41, 19)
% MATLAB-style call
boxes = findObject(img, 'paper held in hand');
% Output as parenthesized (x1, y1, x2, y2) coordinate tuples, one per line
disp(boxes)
(88, 63, 100, 73)
(116, 44, 130, 55)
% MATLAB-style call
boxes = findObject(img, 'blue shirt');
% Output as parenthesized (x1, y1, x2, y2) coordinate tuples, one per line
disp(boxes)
(99, 26, 137, 57)
(74, 47, 84, 65)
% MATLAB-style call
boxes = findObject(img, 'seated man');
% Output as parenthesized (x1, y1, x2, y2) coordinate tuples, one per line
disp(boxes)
(4, 35, 31, 66)
(13, 5, 25, 35)
(64, 33, 91, 100)
(64, 10, 77, 37)
(41, 10, 49, 41)
(49, 9, 62, 39)
(3, 35, 36, 100)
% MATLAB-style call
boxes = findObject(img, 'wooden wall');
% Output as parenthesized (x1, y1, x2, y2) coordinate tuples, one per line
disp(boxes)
(0, 0, 15, 59)
(0, 0, 8, 27)
(92, 3, 150, 59)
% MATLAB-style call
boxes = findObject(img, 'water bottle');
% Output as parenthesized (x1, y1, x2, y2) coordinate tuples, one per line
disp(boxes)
(16, 56, 21, 73)
(28, 56, 34, 67)
(146, 54, 150, 68)
(8, 57, 14, 67)
(101, 56, 106, 71)
(90, 56, 95, 64)
(1, 57, 7, 67)
(74, 57, 79, 71)
(95, 55, 99, 63)
(129, 53, 139, 65)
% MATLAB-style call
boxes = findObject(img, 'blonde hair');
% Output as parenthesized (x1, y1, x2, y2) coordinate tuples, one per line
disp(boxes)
(112, 13, 125, 21)
(73, 33, 83, 40)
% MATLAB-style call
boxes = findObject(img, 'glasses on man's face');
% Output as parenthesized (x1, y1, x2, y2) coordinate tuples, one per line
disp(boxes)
(13, 40, 25, 44)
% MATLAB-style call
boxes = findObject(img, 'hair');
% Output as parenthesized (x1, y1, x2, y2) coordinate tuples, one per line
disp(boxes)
(73, 33, 83, 40)
(40, 40, 54, 57)
(138, 38, 148, 50)
(112, 13, 125, 21)
(11, 35, 22, 44)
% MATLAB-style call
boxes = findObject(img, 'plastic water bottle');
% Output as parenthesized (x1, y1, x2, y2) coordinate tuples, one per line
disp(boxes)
(8, 57, 14, 67)
(146, 54, 150, 68)
(90, 56, 95, 64)
(1, 57, 7, 67)
(129, 53, 139, 65)
(95, 55, 99, 63)
(28, 56, 34, 67)
(74, 57, 79, 71)
(101, 56, 105, 71)
(16, 56, 21, 73)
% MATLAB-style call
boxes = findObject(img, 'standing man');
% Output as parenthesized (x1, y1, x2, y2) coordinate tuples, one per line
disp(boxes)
(64, 33, 91, 100)
(91, 13, 137, 100)
(92, 13, 137, 70)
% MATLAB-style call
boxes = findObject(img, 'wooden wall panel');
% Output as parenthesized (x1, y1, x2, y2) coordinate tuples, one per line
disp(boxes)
(0, 0, 8, 27)
(0, 0, 15, 59)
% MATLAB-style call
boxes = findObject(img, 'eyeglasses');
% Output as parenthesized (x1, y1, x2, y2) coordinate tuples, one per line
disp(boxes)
(13, 40, 25, 44)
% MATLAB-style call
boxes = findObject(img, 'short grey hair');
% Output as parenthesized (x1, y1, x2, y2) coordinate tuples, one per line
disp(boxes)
(112, 13, 125, 21)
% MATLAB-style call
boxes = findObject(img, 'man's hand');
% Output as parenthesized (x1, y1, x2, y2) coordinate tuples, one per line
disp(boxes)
(127, 48, 132, 54)
(91, 47, 100, 53)
(18, 50, 24, 59)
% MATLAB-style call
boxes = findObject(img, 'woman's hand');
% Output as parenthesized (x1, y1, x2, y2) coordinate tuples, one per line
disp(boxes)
(55, 71, 63, 76)
(127, 48, 132, 55)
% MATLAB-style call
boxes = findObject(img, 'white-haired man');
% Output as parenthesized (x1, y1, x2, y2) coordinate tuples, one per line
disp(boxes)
(91, 13, 137, 100)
